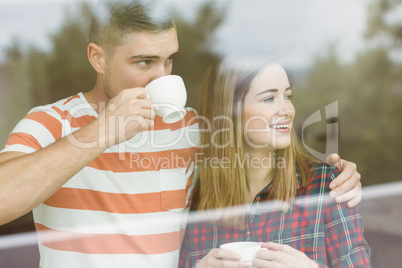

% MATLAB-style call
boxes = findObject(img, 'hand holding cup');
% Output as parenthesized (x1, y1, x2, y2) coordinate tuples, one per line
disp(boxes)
(145, 75, 187, 124)
(220, 241, 267, 268)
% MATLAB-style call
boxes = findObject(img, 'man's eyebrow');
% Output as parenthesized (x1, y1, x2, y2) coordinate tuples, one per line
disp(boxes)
(169, 52, 179, 58)
(129, 55, 160, 60)
(129, 52, 179, 60)
(257, 87, 292, 96)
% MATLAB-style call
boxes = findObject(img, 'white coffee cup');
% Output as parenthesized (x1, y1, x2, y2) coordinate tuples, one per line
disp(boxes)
(145, 75, 187, 124)
(220, 241, 262, 267)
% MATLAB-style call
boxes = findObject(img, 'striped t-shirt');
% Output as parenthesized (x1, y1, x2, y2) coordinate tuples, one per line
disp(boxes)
(1, 93, 200, 268)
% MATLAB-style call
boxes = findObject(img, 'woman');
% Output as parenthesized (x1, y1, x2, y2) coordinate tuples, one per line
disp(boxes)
(179, 55, 371, 268)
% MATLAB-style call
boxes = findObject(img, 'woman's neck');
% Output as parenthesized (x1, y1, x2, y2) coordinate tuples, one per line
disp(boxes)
(244, 148, 275, 203)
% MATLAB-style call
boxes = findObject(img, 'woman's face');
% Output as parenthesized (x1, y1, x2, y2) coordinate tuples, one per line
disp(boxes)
(242, 63, 295, 151)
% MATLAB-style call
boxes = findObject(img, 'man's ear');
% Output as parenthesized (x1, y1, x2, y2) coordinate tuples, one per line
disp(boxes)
(88, 43, 106, 74)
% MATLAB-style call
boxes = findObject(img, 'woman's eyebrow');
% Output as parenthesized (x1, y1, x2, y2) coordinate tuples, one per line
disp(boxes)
(257, 87, 291, 96)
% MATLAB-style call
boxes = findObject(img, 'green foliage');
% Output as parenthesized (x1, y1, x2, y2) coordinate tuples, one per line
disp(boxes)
(2, 0, 226, 110)
(366, 0, 402, 47)
(171, 0, 228, 109)
(1, 3, 96, 112)
(37, 3, 96, 105)
(1, 39, 33, 145)
(295, 44, 402, 186)
(27, 47, 50, 105)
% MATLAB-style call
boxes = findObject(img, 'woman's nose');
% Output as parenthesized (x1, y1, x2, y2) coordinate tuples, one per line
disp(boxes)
(277, 99, 294, 117)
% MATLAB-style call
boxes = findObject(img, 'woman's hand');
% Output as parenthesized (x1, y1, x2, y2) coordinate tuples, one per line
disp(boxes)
(196, 248, 252, 268)
(253, 242, 318, 268)
(326, 153, 362, 208)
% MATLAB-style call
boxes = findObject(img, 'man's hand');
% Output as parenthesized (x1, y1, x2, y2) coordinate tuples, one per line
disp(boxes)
(98, 88, 156, 147)
(326, 153, 362, 208)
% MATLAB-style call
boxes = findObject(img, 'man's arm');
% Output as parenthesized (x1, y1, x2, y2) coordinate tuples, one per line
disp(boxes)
(0, 88, 154, 225)
(0, 119, 106, 225)
(326, 153, 362, 208)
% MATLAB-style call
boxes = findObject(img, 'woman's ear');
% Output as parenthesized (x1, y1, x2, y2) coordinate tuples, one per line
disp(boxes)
(88, 43, 106, 74)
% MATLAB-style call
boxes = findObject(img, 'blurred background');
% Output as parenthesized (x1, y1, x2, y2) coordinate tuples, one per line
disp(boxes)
(0, 0, 401, 267)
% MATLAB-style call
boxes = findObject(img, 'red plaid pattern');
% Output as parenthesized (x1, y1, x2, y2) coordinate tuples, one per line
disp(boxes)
(179, 163, 371, 268)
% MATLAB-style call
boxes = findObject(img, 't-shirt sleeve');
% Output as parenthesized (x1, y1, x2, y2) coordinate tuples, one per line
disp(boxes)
(1, 106, 63, 154)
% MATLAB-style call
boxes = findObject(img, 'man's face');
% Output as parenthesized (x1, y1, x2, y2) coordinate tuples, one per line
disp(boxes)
(102, 28, 179, 99)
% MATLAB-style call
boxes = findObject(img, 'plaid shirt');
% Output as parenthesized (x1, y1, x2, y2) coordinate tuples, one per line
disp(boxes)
(179, 163, 371, 268)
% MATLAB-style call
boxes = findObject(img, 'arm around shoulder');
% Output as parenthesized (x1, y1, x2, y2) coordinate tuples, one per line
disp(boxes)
(326, 154, 362, 207)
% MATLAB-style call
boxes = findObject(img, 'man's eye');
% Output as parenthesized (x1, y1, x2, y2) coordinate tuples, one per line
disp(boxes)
(166, 57, 174, 64)
(138, 60, 152, 67)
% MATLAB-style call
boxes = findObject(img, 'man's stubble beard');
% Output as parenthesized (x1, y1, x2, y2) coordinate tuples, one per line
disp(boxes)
(103, 64, 114, 100)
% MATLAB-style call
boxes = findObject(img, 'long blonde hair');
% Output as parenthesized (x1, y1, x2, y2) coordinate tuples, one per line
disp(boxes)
(192, 54, 319, 226)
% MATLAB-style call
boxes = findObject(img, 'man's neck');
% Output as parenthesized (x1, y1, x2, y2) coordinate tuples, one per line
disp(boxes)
(83, 83, 110, 115)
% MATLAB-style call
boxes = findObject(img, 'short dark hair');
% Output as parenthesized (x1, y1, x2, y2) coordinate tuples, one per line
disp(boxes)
(90, 0, 175, 56)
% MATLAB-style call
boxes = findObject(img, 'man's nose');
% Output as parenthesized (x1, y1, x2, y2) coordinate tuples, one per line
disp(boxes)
(153, 64, 170, 79)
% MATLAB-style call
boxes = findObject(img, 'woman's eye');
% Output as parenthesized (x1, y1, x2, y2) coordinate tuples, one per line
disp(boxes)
(286, 94, 294, 100)
(263, 97, 274, 102)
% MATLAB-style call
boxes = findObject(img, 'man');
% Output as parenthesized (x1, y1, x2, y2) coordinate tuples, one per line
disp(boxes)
(0, 0, 361, 267)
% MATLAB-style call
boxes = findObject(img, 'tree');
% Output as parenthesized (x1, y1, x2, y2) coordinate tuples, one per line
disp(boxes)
(33, 2, 96, 105)
(295, 0, 402, 186)
(11, 0, 227, 110)
(171, 0, 228, 109)
(1, 39, 32, 143)
(366, 0, 402, 47)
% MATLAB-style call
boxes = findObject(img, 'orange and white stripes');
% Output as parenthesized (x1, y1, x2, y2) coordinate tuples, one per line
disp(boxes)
(1, 93, 199, 268)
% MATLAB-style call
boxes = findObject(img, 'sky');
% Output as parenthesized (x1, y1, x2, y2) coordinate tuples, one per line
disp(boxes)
(0, 0, 369, 68)
(213, 0, 368, 68)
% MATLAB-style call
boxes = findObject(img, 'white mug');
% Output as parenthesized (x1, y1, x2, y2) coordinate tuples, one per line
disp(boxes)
(145, 75, 187, 124)
(220, 241, 263, 268)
